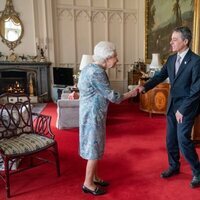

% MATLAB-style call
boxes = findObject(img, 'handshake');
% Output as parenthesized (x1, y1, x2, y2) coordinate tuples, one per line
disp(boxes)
(127, 85, 145, 98)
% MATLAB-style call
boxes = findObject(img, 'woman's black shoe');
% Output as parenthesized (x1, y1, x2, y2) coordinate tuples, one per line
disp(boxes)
(94, 180, 109, 187)
(82, 185, 106, 195)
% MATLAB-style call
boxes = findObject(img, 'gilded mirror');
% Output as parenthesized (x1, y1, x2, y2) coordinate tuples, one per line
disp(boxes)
(0, 0, 24, 50)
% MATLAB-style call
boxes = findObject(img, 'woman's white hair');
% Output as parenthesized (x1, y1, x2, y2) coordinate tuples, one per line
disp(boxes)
(93, 41, 116, 63)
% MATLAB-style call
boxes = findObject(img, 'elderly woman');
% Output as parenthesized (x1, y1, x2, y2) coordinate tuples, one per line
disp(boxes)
(78, 41, 137, 195)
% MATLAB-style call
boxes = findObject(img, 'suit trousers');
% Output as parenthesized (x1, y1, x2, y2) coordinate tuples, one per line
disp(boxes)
(166, 108, 200, 176)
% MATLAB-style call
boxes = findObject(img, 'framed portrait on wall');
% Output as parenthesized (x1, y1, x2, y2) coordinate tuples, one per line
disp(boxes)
(145, 0, 196, 63)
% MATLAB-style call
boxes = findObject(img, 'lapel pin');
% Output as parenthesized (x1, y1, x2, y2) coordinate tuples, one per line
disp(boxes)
(184, 61, 187, 64)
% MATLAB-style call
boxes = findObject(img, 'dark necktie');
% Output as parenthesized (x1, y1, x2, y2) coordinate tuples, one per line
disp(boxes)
(175, 55, 181, 75)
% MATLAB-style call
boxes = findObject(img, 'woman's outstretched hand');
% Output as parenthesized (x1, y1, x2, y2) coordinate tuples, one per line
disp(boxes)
(134, 85, 145, 94)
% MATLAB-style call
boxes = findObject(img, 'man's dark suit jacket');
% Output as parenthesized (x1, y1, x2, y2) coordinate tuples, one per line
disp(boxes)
(144, 49, 200, 118)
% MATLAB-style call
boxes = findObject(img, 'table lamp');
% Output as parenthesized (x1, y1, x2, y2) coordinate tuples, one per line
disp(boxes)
(79, 54, 93, 70)
(149, 53, 162, 70)
(149, 53, 162, 77)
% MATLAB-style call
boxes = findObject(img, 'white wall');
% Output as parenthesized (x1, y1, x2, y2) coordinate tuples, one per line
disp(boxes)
(53, 0, 145, 92)
(0, 0, 36, 55)
(0, 0, 145, 94)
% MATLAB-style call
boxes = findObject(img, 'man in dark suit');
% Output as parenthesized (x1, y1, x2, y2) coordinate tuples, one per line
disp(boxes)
(137, 26, 200, 188)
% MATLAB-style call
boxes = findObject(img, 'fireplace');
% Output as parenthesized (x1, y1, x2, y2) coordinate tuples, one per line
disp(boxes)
(0, 62, 51, 102)
(1, 71, 28, 94)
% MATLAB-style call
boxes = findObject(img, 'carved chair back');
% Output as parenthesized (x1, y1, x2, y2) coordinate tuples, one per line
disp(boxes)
(0, 94, 33, 139)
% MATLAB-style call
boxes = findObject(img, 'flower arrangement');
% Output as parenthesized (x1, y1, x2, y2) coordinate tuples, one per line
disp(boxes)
(73, 72, 80, 88)
(129, 59, 146, 72)
(73, 72, 80, 82)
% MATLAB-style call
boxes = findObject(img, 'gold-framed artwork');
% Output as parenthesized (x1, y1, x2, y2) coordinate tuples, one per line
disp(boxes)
(193, 0, 200, 54)
(145, 0, 196, 63)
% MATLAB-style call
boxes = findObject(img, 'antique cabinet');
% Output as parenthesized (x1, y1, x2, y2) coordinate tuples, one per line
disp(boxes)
(140, 82, 170, 117)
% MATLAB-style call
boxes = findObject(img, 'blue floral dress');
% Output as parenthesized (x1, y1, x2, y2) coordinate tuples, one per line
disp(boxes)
(78, 63, 123, 160)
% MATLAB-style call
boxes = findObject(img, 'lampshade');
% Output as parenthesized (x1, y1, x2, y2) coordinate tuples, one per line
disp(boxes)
(149, 53, 162, 69)
(79, 55, 93, 70)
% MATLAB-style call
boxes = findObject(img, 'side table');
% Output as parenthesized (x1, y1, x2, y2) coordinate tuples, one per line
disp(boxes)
(140, 82, 170, 117)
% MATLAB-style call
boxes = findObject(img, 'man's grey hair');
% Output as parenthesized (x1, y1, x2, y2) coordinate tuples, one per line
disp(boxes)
(93, 41, 116, 63)
(173, 26, 192, 47)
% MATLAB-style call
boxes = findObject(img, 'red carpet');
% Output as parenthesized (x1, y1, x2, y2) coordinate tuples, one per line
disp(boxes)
(0, 101, 200, 200)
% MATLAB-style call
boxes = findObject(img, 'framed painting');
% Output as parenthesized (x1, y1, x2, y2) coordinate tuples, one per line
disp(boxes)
(145, 0, 196, 63)
(193, 0, 200, 54)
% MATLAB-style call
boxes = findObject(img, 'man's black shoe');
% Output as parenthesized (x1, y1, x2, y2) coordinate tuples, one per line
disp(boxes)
(190, 175, 200, 188)
(160, 169, 180, 178)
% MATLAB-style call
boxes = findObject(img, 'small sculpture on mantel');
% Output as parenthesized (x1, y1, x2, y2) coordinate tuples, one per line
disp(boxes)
(27, 55, 38, 62)
(0, 52, 5, 61)
(8, 52, 17, 62)
(35, 37, 48, 62)
(29, 74, 34, 96)
(40, 48, 46, 62)
(19, 54, 27, 62)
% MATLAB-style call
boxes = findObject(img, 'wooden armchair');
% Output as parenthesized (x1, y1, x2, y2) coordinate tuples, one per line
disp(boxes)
(0, 93, 60, 198)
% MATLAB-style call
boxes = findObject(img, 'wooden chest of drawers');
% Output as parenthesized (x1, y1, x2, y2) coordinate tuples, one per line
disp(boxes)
(140, 82, 170, 117)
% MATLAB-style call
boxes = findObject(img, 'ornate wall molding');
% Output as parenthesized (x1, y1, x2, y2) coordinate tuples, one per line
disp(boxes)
(59, 63, 74, 68)
(124, 13, 137, 24)
(57, 8, 73, 20)
(54, 1, 141, 93)
(75, 10, 90, 21)
(92, 11, 106, 23)
(108, 12, 122, 23)
(57, 6, 137, 23)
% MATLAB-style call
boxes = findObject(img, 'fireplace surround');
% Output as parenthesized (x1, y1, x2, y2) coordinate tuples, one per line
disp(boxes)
(0, 61, 51, 102)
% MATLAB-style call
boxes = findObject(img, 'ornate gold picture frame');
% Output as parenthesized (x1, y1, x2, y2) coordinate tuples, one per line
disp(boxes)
(193, 0, 200, 54)
(145, 0, 196, 63)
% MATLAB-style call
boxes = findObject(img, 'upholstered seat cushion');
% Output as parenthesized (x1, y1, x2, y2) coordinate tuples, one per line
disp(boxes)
(58, 99, 79, 107)
(0, 133, 54, 156)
